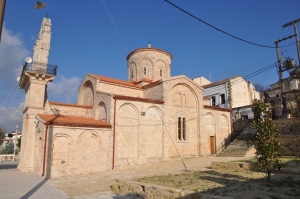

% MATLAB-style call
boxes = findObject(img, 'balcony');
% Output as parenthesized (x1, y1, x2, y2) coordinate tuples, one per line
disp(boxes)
(19, 61, 58, 87)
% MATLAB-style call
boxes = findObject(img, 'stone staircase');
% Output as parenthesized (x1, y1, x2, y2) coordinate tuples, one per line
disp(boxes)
(217, 125, 256, 157)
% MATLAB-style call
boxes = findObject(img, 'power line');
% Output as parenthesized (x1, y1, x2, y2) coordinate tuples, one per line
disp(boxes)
(203, 63, 277, 96)
(102, 0, 128, 52)
(164, 0, 294, 49)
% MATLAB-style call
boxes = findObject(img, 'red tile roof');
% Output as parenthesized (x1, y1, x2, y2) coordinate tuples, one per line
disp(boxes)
(202, 79, 229, 88)
(37, 114, 111, 128)
(113, 95, 164, 104)
(49, 102, 93, 109)
(133, 77, 153, 84)
(204, 105, 232, 112)
(89, 74, 142, 89)
(126, 47, 172, 60)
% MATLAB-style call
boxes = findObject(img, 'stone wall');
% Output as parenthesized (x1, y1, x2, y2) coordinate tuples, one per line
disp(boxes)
(277, 135, 300, 156)
(211, 162, 256, 171)
(111, 180, 232, 199)
(49, 104, 93, 118)
(44, 125, 112, 178)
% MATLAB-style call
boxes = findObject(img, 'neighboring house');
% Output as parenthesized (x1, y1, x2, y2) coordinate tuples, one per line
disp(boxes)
(1, 132, 22, 149)
(194, 76, 260, 109)
(264, 78, 300, 117)
(18, 18, 232, 178)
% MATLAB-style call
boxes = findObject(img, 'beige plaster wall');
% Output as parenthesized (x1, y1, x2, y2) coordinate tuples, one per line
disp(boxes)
(229, 77, 251, 108)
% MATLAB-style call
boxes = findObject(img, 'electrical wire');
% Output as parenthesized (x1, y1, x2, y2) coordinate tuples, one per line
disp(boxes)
(164, 0, 294, 49)
(102, 0, 129, 52)
(0, 87, 19, 126)
(1, 81, 18, 108)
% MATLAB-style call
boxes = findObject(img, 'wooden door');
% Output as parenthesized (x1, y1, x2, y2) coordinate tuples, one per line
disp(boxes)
(210, 136, 215, 154)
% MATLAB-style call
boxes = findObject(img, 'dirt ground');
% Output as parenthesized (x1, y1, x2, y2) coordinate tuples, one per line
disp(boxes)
(136, 169, 300, 199)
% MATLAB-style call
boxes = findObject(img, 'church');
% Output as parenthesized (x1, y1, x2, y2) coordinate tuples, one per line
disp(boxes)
(18, 18, 232, 178)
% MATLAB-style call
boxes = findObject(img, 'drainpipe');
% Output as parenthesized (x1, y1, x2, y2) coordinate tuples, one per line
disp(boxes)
(42, 122, 49, 177)
(112, 98, 117, 169)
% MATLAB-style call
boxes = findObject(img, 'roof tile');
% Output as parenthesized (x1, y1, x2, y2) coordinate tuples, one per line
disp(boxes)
(90, 74, 142, 89)
(49, 102, 93, 109)
(113, 95, 164, 104)
(37, 114, 111, 128)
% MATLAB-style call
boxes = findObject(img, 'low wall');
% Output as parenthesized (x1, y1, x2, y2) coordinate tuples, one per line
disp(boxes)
(277, 135, 300, 156)
(211, 162, 256, 171)
(111, 180, 232, 199)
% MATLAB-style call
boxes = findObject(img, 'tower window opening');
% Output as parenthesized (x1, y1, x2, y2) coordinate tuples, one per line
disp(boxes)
(144, 67, 146, 75)
(131, 70, 133, 79)
(160, 69, 162, 77)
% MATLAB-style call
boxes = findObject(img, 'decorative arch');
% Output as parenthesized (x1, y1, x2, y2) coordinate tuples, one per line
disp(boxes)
(97, 102, 107, 121)
(154, 60, 167, 79)
(76, 131, 102, 172)
(140, 58, 153, 80)
(116, 103, 139, 159)
(141, 106, 163, 158)
(170, 83, 199, 108)
(219, 114, 230, 136)
(52, 134, 72, 167)
(80, 80, 94, 105)
(129, 62, 137, 82)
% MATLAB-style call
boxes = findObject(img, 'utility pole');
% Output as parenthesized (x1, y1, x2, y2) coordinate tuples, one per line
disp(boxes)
(0, 0, 6, 42)
(282, 18, 300, 66)
(13, 124, 18, 161)
(274, 34, 296, 115)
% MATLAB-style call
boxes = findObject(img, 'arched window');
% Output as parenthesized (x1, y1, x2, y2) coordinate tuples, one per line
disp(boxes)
(183, 117, 186, 140)
(178, 116, 187, 141)
(160, 69, 162, 77)
(178, 117, 181, 140)
(131, 70, 133, 79)
(144, 67, 146, 75)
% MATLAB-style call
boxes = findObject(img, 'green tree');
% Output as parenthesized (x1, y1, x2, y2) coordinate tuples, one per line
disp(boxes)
(252, 100, 281, 181)
(17, 137, 21, 151)
(0, 141, 14, 154)
(0, 127, 6, 146)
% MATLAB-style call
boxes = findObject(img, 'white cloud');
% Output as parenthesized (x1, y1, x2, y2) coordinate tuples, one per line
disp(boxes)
(0, 103, 24, 132)
(0, 24, 30, 79)
(48, 76, 81, 103)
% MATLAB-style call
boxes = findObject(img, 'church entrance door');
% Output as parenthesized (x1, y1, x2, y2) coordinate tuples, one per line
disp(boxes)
(210, 136, 215, 154)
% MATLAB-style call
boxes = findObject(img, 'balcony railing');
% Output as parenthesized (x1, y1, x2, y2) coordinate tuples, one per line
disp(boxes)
(21, 61, 58, 76)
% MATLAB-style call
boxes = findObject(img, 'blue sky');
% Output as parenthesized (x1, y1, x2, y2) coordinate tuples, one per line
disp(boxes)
(0, 0, 299, 132)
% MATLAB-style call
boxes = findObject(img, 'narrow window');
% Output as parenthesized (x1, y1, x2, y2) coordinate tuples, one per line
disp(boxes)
(178, 117, 181, 140)
(160, 69, 162, 77)
(211, 96, 216, 106)
(220, 94, 225, 104)
(131, 70, 133, 79)
(183, 117, 186, 140)
(144, 67, 146, 75)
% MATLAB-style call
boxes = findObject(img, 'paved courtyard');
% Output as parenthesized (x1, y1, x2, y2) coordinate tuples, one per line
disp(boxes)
(49, 156, 252, 197)
(0, 156, 252, 198)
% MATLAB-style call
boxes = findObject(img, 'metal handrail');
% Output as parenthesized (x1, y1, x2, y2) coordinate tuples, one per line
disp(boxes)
(21, 61, 57, 76)
(216, 119, 253, 154)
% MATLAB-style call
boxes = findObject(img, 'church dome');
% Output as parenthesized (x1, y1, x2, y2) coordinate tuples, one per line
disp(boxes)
(126, 44, 172, 83)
